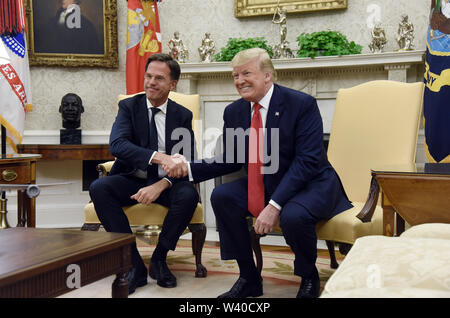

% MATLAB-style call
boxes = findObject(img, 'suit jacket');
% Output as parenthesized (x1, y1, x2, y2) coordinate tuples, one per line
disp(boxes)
(109, 93, 195, 184)
(190, 84, 352, 219)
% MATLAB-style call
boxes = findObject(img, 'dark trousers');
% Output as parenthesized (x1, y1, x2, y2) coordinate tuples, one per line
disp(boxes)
(89, 174, 198, 272)
(211, 177, 319, 278)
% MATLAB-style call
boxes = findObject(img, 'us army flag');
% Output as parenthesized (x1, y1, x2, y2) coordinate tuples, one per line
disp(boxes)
(424, 3, 450, 163)
(0, 0, 32, 152)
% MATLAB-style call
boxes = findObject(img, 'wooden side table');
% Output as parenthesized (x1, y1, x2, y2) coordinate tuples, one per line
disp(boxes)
(17, 144, 115, 191)
(17, 144, 114, 161)
(371, 163, 450, 236)
(0, 154, 41, 227)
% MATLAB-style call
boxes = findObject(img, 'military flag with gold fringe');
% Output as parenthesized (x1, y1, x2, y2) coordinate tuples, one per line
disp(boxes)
(126, 0, 162, 95)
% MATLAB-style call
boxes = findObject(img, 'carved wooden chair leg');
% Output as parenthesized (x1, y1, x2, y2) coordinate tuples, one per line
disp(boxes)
(338, 242, 352, 255)
(246, 217, 264, 273)
(81, 223, 101, 231)
(188, 223, 207, 278)
(249, 228, 263, 274)
(325, 240, 339, 269)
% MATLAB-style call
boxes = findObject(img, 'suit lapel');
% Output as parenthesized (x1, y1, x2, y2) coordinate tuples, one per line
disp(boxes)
(265, 84, 283, 156)
(135, 94, 150, 148)
(165, 99, 176, 154)
(242, 99, 251, 130)
(238, 100, 251, 164)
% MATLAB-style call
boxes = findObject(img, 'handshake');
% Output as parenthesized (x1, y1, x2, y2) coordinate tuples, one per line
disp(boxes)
(160, 153, 189, 179)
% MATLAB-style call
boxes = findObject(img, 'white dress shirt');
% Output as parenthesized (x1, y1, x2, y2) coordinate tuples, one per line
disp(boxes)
(147, 98, 168, 179)
(249, 85, 282, 211)
(250, 84, 273, 130)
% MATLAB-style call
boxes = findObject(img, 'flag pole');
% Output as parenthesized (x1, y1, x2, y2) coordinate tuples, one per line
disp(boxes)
(1, 125, 5, 157)
(1, 125, 5, 203)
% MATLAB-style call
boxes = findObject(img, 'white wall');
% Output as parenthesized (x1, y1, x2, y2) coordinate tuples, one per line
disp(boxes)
(26, 0, 428, 132)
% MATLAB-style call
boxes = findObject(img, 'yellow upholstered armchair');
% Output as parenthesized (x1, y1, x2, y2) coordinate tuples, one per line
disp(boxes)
(316, 80, 424, 268)
(82, 91, 207, 277)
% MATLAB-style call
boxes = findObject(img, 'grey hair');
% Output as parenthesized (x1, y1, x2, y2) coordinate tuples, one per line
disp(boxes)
(231, 48, 277, 81)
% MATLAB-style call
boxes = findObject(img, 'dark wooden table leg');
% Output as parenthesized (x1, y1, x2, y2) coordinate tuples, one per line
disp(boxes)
(396, 214, 405, 236)
(112, 271, 129, 298)
(26, 197, 36, 228)
(17, 190, 26, 227)
(112, 244, 132, 298)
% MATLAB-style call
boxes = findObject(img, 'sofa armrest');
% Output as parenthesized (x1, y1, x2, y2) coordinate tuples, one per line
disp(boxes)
(96, 160, 115, 178)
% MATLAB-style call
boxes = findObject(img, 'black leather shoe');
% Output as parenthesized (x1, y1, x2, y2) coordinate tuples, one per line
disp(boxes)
(149, 260, 177, 288)
(297, 269, 320, 298)
(125, 267, 148, 295)
(217, 277, 263, 298)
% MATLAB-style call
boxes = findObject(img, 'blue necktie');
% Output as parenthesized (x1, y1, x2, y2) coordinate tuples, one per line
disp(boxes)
(148, 107, 161, 178)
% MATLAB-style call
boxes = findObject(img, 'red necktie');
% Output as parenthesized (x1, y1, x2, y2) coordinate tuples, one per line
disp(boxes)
(248, 103, 265, 217)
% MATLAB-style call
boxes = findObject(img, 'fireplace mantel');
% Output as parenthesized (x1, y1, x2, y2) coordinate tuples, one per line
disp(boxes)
(178, 50, 425, 89)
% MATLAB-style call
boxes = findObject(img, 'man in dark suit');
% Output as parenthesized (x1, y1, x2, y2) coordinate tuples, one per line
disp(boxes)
(89, 54, 198, 294)
(166, 48, 352, 298)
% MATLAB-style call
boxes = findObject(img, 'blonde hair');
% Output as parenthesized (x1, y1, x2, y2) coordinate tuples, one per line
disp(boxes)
(231, 48, 277, 81)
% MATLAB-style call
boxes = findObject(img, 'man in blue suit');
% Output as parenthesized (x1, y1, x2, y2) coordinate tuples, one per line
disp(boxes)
(89, 54, 198, 294)
(166, 48, 352, 298)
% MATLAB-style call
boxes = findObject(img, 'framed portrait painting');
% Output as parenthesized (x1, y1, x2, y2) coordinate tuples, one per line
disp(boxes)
(235, 0, 348, 18)
(25, 0, 118, 68)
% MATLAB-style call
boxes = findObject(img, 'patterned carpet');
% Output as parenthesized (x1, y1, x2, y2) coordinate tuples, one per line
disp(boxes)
(61, 237, 344, 298)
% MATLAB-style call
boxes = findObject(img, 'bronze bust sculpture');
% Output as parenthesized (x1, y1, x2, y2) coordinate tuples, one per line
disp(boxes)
(59, 93, 84, 144)
(59, 93, 84, 129)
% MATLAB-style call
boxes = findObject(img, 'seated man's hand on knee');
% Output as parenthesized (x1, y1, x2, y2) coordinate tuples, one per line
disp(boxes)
(254, 204, 280, 235)
(130, 179, 170, 205)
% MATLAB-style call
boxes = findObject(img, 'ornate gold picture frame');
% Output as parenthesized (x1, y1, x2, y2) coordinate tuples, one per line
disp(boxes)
(25, 0, 118, 68)
(235, 0, 348, 18)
